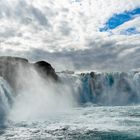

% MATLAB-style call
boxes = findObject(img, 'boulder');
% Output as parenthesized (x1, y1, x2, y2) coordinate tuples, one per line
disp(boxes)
(34, 61, 58, 81)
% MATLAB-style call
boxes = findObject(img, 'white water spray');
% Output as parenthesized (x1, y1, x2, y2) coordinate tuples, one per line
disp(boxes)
(0, 77, 14, 124)
(9, 66, 78, 121)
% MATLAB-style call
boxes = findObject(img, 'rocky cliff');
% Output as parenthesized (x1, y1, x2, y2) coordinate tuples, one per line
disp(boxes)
(0, 56, 58, 93)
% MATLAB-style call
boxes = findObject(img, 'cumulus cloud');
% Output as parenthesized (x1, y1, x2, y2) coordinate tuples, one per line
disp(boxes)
(0, 0, 140, 71)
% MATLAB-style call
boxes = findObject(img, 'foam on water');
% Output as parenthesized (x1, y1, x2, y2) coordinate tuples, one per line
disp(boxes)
(2, 105, 140, 139)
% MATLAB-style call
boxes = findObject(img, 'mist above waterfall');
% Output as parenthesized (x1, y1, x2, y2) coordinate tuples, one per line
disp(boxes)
(8, 65, 77, 121)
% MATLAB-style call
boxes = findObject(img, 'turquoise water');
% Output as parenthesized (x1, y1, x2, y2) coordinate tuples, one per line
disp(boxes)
(1, 105, 140, 140)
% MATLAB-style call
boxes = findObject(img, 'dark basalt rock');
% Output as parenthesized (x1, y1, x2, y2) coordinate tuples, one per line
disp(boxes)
(0, 56, 58, 92)
(34, 61, 58, 81)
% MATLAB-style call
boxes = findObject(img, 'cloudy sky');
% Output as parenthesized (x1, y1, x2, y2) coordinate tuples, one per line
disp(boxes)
(0, 0, 140, 71)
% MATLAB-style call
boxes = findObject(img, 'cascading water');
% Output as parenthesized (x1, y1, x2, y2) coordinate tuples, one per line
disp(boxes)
(0, 77, 14, 125)
(77, 71, 140, 105)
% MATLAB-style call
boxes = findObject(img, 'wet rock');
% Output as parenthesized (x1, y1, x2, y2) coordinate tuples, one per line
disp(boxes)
(34, 61, 58, 81)
(0, 56, 58, 92)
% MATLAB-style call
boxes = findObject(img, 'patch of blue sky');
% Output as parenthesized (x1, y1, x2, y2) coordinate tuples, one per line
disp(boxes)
(120, 27, 140, 35)
(100, 7, 140, 32)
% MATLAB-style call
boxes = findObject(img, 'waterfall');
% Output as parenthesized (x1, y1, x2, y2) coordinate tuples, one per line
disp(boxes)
(0, 77, 14, 125)
(0, 70, 140, 123)
(77, 71, 140, 105)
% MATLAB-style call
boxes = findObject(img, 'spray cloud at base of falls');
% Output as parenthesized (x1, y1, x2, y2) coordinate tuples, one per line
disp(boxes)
(8, 65, 78, 121)
(0, 77, 14, 125)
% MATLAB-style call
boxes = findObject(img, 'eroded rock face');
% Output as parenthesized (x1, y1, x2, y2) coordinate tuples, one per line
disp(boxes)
(34, 61, 58, 81)
(0, 56, 58, 92)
